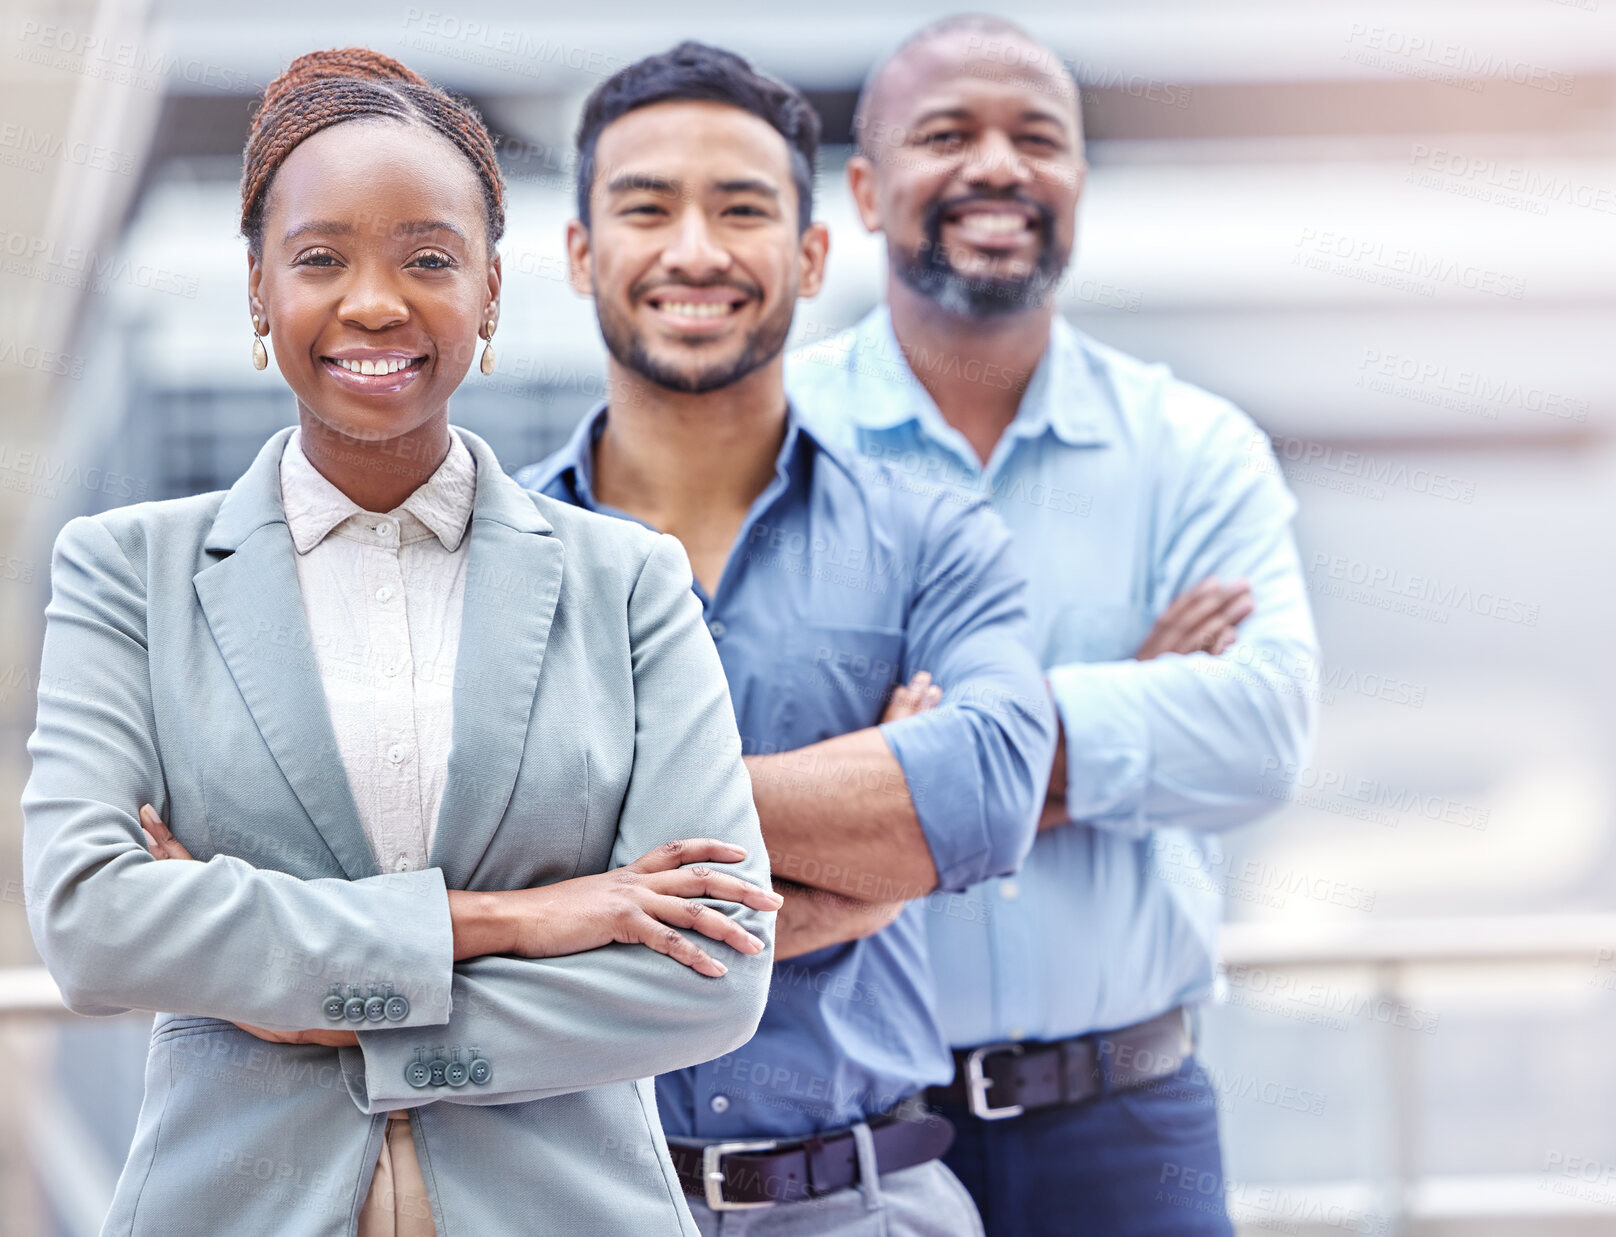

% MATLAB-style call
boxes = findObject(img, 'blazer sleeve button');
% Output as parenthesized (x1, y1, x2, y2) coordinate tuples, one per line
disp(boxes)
(343, 987, 367, 1022)
(384, 993, 410, 1022)
(467, 1049, 491, 1086)
(445, 1049, 469, 1087)
(322, 985, 347, 1021)
(405, 1051, 431, 1089)
(364, 984, 387, 1023)
(428, 1051, 449, 1087)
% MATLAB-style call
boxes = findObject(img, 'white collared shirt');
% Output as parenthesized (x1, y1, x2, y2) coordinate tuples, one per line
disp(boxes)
(278, 428, 476, 876)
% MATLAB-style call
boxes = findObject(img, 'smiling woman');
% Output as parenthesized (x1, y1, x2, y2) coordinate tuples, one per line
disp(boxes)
(22, 46, 778, 1237)
(239, 49, 505, 511)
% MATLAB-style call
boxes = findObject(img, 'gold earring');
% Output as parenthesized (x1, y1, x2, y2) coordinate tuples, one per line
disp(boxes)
(251, 314, 268, 371)
(479, 321, 496, 375)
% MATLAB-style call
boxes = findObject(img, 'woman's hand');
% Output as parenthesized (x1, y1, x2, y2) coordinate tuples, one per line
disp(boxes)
(482, 839, 783, 978)
(139, 803, 196, 860)
(137, 805, 360, 1047)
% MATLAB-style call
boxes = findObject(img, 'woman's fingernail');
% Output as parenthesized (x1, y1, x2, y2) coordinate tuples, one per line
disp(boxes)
(746, 936, 764, 952)
(141, 828, 157, 850)
(712, 962, 728, 976)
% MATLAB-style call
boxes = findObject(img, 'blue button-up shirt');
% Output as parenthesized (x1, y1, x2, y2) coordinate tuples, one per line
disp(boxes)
(786, 308, 1319, 1046)
(517, 405, 1053, 1136)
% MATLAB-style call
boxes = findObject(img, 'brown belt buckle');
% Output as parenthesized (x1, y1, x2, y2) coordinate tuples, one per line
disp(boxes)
(702, 1138, 781, 1211)
(964, 1042, 1025, 1120)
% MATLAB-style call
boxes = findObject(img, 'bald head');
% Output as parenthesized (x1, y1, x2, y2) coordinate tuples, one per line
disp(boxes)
(854, 15, 1082, 159)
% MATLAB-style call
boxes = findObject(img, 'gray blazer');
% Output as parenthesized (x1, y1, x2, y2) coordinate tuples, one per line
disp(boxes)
(22, 427, 773, 1236)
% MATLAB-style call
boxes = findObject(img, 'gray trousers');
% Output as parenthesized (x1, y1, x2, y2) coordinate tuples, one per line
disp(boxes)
(680, 1123, 985, 1237)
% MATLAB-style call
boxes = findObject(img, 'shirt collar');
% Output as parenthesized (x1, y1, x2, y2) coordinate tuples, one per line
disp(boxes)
(279, 427, 477, 554)
(540, 400, 812, 515)
(827, 305, 1114, 449)
(545, 403, 609, 510)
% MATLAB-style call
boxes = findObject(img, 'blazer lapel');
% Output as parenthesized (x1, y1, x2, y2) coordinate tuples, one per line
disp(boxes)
(430, 431, 564, 888)
(191, 428, 564, 888)
(193, 429, 376, 880)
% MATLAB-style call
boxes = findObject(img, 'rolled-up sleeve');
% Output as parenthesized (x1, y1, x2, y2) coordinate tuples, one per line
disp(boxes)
(1049, 409, 1319, 838)
(879, 500, 1055, 891)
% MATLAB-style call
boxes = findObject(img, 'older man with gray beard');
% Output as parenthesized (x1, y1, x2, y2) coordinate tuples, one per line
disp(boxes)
(788, 16, 1319, 1235)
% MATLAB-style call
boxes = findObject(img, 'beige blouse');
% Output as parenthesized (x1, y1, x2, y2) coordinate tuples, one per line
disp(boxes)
(278, 428, 475, 875)
(279, 428, 475, 1235)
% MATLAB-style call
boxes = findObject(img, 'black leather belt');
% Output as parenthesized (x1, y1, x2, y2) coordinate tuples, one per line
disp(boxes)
(927, 1006, 1194, 1120)
(669, 1110, 955, 1211)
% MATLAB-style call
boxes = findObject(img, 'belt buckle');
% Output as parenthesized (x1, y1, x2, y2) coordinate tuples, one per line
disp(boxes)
(965, 1043, 1025, 1120)
(702, 1138, 781, 1211)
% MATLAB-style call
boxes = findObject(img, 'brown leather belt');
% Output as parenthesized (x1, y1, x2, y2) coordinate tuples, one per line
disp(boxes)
(669, 1109, 955, 1211)
(927, 1006, 1194, 1120)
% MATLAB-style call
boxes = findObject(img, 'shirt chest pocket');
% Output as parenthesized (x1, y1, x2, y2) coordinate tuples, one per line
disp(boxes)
(1044, 602, 1150, 666)
(785, 624, 907, 742)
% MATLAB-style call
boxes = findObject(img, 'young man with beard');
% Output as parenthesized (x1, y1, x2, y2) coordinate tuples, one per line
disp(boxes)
(517, 41, 1054, 1236)
(786, 16, 1319, 1237)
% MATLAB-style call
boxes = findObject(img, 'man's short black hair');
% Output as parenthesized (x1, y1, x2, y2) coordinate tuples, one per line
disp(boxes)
(574, 40, 821, 232)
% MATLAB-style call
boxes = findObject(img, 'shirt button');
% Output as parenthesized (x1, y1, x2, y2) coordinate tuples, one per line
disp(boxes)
(376, 586, 394, 603)
(1000, 880, 1020, 901)
(707, 619, 727, 639)
(387, 744, 406, 765)
(383, 661, 401, 677)
(375, 522, 395, 541)
(709, 1094, 730, 1114)
(1008, 1027, 1026, 1041)
(394, 854, 410, 872)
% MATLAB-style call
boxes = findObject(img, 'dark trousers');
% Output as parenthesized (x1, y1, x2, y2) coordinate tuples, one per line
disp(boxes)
(933, 1055, 1233, 1237)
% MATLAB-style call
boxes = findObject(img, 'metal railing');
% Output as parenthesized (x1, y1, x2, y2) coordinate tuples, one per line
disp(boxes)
(5, 914, 1616, 1236)
(1216, 914, 1616, 1235)
(1219, 913, 1616, 968)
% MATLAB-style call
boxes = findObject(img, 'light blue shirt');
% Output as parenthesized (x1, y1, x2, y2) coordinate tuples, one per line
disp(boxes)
(786, 308, 1318, 1046)
(519, 406, 1054, 1134)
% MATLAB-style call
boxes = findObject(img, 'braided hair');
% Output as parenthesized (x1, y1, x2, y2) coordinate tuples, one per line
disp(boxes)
(241, 48, 505, 255)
